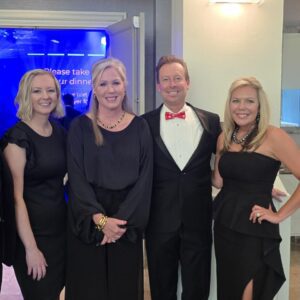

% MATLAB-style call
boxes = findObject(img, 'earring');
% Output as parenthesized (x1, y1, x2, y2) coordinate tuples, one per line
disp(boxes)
(256, 112, 260, 123)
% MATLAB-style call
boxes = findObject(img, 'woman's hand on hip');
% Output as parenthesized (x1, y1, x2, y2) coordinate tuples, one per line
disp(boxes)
(249, 204, 281, 224)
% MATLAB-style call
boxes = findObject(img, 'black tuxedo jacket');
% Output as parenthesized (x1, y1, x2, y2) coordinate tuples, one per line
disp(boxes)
(143, 103, 221, 234)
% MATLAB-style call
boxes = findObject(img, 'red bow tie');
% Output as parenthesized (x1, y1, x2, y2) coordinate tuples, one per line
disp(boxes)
(165, 111, 186, 120)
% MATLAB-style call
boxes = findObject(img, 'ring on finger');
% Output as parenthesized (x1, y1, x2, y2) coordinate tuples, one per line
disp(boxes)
(256, 212, 261, 218)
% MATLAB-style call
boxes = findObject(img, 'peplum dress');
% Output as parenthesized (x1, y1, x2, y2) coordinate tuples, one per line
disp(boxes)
(1, 121, 67, 300)
(213, 151, 285, 300)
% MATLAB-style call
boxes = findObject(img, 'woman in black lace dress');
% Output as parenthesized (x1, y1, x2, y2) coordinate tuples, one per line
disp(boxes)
(2, 69, 66, 300)
(212, 77, 300, 300)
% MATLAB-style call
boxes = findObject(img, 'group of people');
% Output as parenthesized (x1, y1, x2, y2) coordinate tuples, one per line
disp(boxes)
(0, 55, 299, 300)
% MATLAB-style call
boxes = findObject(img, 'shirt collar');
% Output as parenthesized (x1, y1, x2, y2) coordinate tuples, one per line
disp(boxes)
(162, 103, 188, 114)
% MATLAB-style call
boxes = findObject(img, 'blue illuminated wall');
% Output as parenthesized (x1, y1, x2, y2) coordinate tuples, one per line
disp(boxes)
(0, 28, 108, 137)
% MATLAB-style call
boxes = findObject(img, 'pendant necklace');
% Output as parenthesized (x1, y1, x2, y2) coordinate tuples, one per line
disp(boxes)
(231, 126, 253, 145)
(97, 111, 126, 129)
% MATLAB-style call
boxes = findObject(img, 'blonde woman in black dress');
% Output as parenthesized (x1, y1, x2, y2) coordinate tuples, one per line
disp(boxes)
(212, 77, 300, 300)
(2, 69, 66, 300)
(65, 58, 153, 300)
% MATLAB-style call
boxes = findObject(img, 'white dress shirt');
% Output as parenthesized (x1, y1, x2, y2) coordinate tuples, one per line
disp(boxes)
(160, 104, 203, 170)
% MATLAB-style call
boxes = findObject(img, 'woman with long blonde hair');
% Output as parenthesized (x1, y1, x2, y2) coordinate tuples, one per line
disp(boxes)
(65, 58, 153, 300)
(212, 77, 300, 300)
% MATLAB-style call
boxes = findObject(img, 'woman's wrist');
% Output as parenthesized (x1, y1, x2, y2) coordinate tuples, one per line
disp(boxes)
(92, 213, 102, 224)
(24, 243, 38, 252)
(94, 214, 108, 231)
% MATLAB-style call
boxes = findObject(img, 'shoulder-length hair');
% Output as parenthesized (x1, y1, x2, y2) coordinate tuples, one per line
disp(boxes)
(89, 57, 131, 146)
(15, 69, 65, 122)
(223, 77, 270, 152)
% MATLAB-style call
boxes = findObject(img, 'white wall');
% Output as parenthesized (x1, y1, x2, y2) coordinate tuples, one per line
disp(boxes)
(179, 0, 283, 126)
(282, 33, 300, 89)
(172, 1, 288, 299)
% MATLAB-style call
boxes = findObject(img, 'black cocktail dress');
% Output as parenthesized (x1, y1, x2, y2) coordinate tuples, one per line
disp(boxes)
(214, 151, 285, 300)
(1, 121, 66, 300)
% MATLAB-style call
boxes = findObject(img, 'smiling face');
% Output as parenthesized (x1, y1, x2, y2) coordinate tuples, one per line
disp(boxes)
(157, 62, 189, 111)
(30, 74, 58, 118)
(229, 85, 259, 130)
(94, 66, 125, 112)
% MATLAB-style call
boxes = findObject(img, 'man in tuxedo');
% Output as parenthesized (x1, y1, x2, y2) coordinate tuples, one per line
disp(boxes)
(143, 55, 221, 300)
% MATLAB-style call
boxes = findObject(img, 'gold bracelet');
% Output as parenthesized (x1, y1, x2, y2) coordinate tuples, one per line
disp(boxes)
(95, 215, 108, 231)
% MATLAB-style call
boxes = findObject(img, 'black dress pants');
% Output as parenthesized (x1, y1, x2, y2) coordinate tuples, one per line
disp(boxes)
(146, 227, 212, 300)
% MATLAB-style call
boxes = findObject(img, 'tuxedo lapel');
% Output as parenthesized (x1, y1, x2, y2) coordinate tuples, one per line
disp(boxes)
(149, 106, 178, 165)
(183, 104, 210, 170)
(184, 129, 209, 170)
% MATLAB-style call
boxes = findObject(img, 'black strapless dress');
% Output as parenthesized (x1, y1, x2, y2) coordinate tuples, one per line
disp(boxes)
(213, 152, 285, 300)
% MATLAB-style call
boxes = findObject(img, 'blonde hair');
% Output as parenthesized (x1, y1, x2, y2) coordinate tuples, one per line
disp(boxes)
(89, 57, 130, 145)
(223, 77, 270, 152)
(15, 69, 64, 122)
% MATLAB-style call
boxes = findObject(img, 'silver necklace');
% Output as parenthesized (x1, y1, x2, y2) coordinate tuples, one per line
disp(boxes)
(97, 111, 125, 129)
(231, 126, 253, 144)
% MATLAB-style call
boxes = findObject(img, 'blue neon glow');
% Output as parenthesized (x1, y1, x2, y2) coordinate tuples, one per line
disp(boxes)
(0, 28, 109, 137)
(47, 53, 65, 56)
(87, 53, 106, 57)
(67, 53, 85, 57)
(27, 53, 45, 56)
(101, 36, 107, 46)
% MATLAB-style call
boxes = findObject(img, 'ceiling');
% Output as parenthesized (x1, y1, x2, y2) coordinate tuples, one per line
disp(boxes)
(284, 0, 300, 32)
